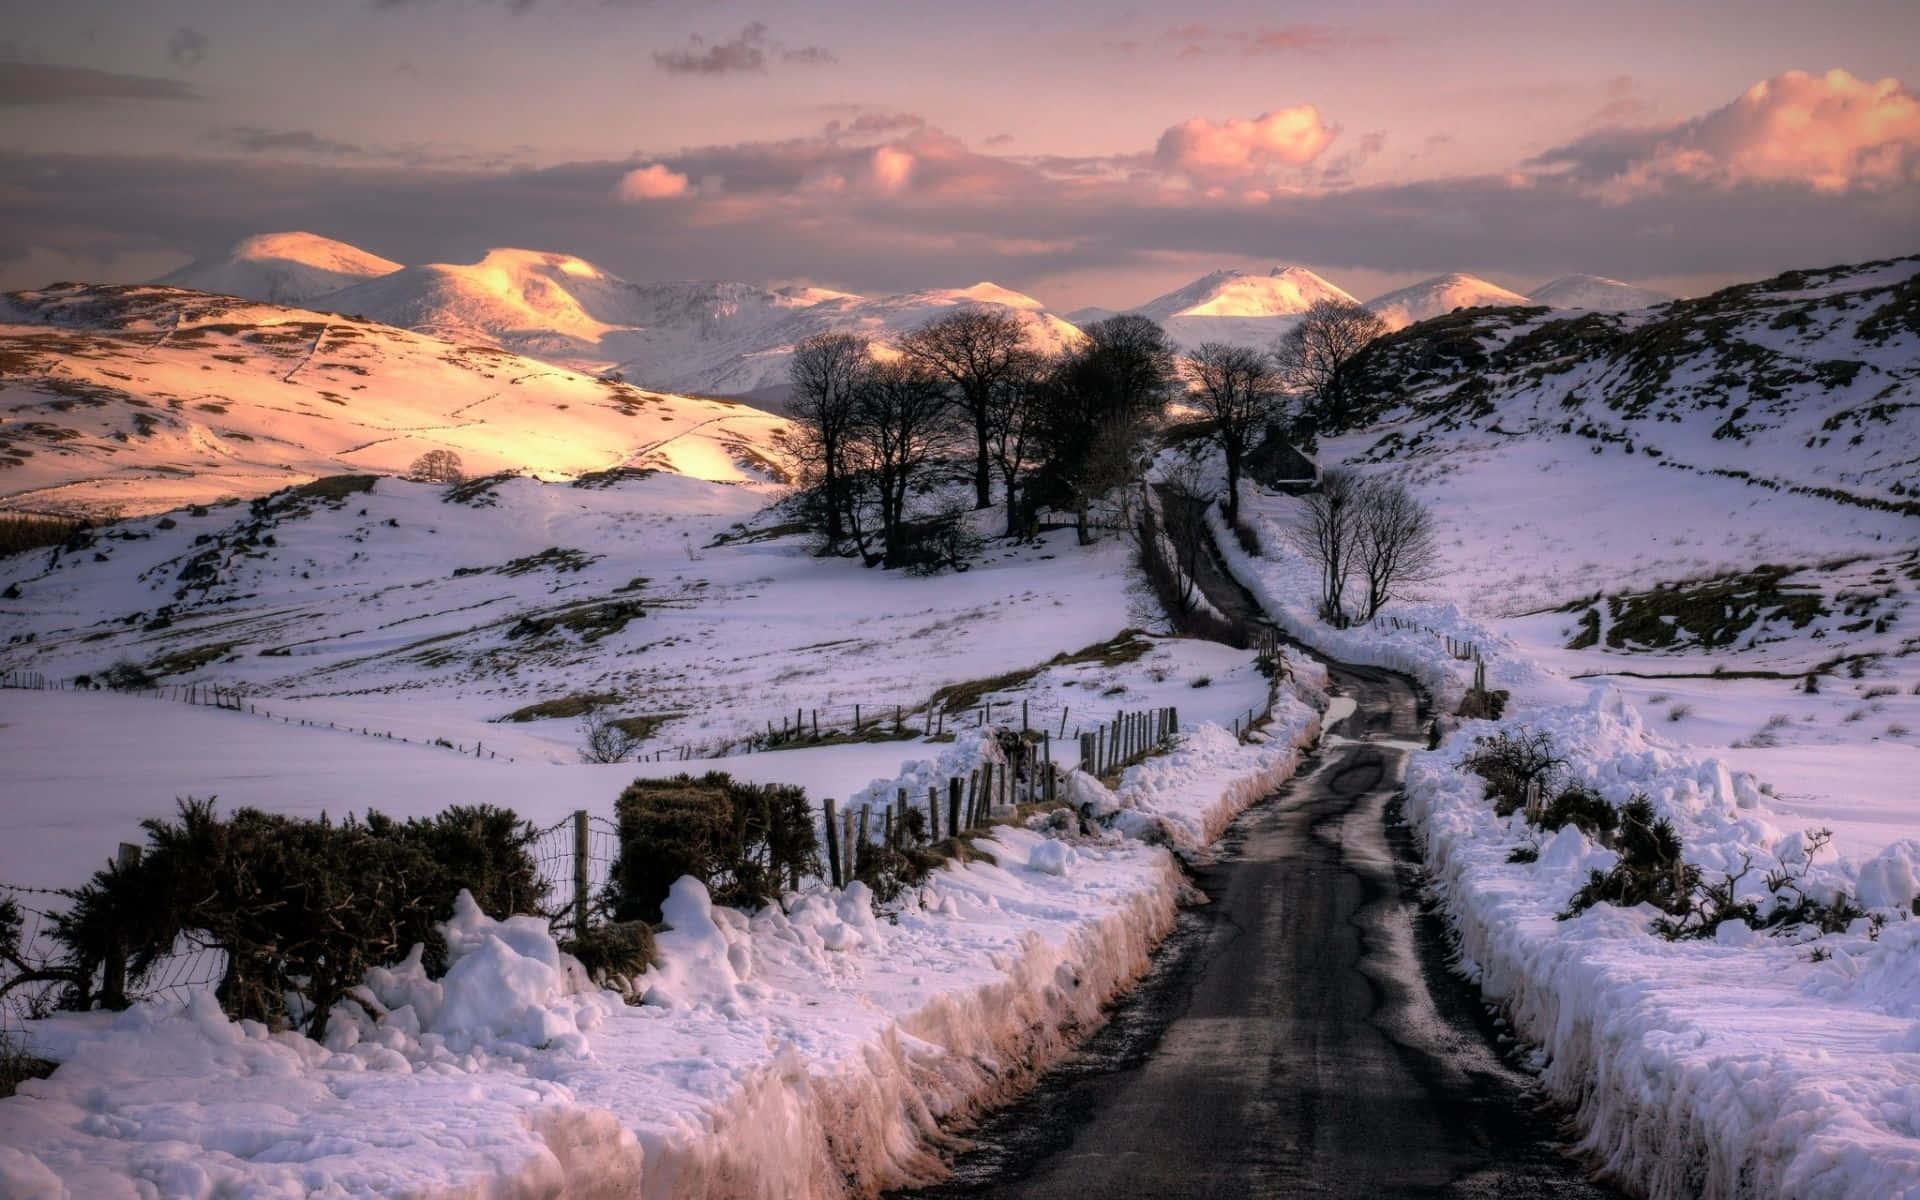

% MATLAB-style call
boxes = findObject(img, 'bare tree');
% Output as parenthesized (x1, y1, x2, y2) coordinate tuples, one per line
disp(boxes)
(578, 713, 638, 764)
(407, 449, 464, 484)
(984, 350, 1047, 538)
(1273, 299, 1387, 432)
(898, 308, 1029, 511)
(1353, 477, 1438, 619)
(847, 359, 953, 564)
(1289, 467, 1364, 623)
(788, 332, 869, 548)
(1185, 342, 1278, 526)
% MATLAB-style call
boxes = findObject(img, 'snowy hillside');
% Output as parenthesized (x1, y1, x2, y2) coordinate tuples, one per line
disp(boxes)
(155, 232, 402, 304)
(1346, 254, 1920, 508)
(1527, 273, 1674, 312)
(1295, 253, 1920, 892)
(1364, 271, 1536, 330)
(0, 283, 792, 516)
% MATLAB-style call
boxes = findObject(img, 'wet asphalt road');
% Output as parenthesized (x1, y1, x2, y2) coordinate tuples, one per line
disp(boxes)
(891, 519, 1620, 1199)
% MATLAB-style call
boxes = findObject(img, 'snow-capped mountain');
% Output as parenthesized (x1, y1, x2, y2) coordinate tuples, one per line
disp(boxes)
(176, 238, 1082, 401)
(156, 232, 402, 305)
(1528, 274, 1675, 312)
(1072, 266, 1358, 351)
(0, 283, 791, 517)
(1364, 272, 1536, 331)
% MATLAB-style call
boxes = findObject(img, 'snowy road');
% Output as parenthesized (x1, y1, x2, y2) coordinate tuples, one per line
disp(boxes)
(898, 661, 1618, 1198)
(895, 501, 1619, 1198)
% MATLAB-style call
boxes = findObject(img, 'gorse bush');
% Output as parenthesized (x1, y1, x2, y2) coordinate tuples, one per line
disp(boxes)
(49, 799, 540, 1040)
(1539, 783, 1620, 843)
(1462, 727, 1566, 816)
(1562, 796, 1697, 921)
(612, 773, 819, 922)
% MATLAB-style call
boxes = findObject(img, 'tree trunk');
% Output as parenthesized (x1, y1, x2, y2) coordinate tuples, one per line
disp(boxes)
(1223, 453, 1241, 526)
(1075, 501, 1091, 546)
(973, 405, 992, 509)
(1002, 465, 1022, 538)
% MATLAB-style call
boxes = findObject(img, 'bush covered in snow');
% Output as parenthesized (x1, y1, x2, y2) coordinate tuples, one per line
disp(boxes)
(48, 798, 541, 1039)
(611, 773, 819, 922)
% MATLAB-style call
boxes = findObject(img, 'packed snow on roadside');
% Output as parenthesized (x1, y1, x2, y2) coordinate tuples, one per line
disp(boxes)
(1206, 494, 1920, 1199)
(0, 680, 1326, 1198)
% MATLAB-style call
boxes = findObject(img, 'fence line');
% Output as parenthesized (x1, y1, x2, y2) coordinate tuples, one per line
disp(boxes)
(0, 670, 518, 763)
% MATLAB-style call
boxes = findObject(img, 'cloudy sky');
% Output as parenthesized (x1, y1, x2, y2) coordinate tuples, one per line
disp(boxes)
(2, 0, 1917, 307)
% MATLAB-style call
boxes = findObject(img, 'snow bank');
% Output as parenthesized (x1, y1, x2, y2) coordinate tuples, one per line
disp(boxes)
(1405, 689, 1920, 1199)
(1202, 490, 1919, 1198)
(1, 691, 1327, 1197)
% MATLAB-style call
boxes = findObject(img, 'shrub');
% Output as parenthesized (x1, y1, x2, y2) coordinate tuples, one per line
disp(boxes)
(1462, 728, 1565, 816)
(1666, 703, 1692, 721)
(579, 713, 639, 763)
(562, 921, 656, 992)
(1563, 795, 1697, 921)
(1538, 783, 1620, 843)
(891, 505, 985, 576)
(102, 659, 155, 691)
(49, 798, 540, 1040)
(611, 773, 819, 922)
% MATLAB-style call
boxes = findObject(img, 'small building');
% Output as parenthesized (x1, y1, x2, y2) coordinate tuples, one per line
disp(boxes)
(1245, 424, 1318, 494)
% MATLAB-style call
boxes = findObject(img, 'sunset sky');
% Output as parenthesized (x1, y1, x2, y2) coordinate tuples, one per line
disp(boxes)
(2, 0, 1917, 307)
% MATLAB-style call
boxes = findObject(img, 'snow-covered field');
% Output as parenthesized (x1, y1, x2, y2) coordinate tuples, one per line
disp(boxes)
(0, 655, 1327, 1197)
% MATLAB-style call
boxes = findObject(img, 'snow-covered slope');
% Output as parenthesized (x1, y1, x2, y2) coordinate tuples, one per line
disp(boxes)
(1071, 266, 1357, 351)
(1364, 272, 1536, 331)
(1527, 273, 1674, 312)
(1132, 266, 1355, 323)
(1345, 255, 1920, 508)
(155, 232, 402, 305)
(0, 283, 791, 516)
(322, 249, 1081, 398)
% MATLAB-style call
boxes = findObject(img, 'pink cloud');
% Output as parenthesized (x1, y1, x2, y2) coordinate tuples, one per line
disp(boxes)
(615, 162, 690, 200)
(1154, 106, 1334, 180)
(1541, 69, 1920, 200)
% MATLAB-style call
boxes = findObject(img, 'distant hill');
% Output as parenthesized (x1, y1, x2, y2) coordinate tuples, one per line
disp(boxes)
(0, 283, 792, 517)
(1528, 274, 1674, 312)
(156, 235, 1083, 400)
(156, 233, 402, 305)
(1363, 272, 1535, 331)
(1072, 266, 1357, 351)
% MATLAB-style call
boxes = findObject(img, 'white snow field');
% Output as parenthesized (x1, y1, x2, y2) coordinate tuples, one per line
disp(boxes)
(1202, 255, 1920, 1198)
(0, 659, 1327, 1197)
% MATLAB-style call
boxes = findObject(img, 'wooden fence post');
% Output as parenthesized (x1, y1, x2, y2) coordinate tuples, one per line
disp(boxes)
(572, 810, 591, 935)
(823, 798, 842, 888)
(1059, 707, 1069, 737)
(842, 806, 857, 883)
(100, 841, 142, 1010)
(948, 778, 962, 840)
(895, 787, 908, 845)
(928, 785, 940, 840)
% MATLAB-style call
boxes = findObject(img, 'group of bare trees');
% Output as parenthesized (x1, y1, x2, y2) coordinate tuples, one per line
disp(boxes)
(789, 309, 1178, 566)
(1290, 468, 1437, 625)
(1186, 298, 1389, 522)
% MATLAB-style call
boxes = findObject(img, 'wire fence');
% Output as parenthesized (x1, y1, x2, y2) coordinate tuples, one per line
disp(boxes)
(0, 670, 521, 763)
